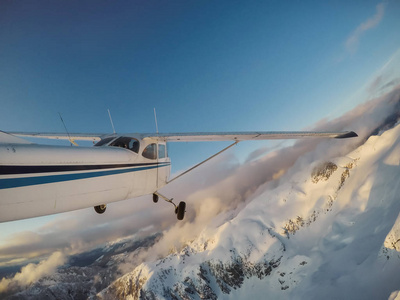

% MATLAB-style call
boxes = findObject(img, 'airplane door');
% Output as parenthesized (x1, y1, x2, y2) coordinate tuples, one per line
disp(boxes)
(157, 144, 170, 188)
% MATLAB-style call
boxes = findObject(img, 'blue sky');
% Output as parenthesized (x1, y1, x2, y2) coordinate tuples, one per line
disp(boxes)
(1, 1, 399, 135)
(0, 1, 400, 248)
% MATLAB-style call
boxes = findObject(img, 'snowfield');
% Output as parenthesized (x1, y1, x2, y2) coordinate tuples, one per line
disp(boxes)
(98, 123, 400, 299)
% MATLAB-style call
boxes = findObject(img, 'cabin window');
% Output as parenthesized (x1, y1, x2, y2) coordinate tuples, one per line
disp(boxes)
(142, 143, 157, 159)
(110, 137, 140, 153)
(158, 144, 166, 159)
(94, 137, 116, 147)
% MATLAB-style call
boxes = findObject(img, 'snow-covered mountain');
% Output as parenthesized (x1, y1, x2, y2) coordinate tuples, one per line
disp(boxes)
(3, 83, 400, 300)
(2, 234, 161, 300)
(96, 119, 400, 300)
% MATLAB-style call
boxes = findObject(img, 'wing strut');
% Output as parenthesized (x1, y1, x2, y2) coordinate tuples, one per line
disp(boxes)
(167, 141, 239, 184)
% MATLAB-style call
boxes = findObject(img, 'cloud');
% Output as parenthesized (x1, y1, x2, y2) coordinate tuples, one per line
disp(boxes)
(0, 199, 171, 265)
(131, 72, 400, 265)
(0, 251, 66, 293)
(345, 3, 385, 54)
(119, 82, 400, 269)
(368, 48, 400, 96)
(389, 290, 400, 300)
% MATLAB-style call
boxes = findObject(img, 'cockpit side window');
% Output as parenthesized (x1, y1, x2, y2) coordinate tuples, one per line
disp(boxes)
(142, 143, 157, 159)
(109, 137, 140, 153)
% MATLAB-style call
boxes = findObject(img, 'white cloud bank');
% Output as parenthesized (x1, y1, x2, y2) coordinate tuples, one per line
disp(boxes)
(0, 251, 66, 293)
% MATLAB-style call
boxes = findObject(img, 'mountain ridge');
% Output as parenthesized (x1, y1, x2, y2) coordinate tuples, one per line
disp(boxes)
(96, 120, 400, 300)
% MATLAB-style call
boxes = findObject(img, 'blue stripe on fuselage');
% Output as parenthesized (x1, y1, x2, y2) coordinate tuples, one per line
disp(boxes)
(0, 163, 170, 189)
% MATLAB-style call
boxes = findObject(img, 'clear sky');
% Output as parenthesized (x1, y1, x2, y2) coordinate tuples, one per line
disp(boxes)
(0, 1, 400, 253)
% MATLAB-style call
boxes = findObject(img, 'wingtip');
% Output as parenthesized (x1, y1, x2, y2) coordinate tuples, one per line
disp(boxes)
(335, 131, 358, 139)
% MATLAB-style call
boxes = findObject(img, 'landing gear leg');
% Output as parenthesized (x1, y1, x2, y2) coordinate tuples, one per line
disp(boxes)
(153, 192, 186, 220)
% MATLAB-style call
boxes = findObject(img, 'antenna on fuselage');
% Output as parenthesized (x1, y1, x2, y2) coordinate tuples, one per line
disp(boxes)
(153, 107, 159, 134)
(154, 107, 159, 188)
(108, 109, 116, 134)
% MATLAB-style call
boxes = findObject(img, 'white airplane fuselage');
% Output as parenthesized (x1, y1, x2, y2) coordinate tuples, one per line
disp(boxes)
(0, 138, 170, 222)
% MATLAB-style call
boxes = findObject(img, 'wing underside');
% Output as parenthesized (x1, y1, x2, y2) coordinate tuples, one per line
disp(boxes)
(9, 132, 104, 142)
(144, 131, 358, 142)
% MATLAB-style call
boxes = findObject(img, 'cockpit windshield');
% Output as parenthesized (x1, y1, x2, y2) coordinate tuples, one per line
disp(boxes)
(94, 137, 115, 147)
(110, 137, 140, 153)
(95, 136, 140, 153)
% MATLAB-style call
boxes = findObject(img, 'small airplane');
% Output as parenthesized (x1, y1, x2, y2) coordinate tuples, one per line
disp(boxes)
(0, 129, 357, 222)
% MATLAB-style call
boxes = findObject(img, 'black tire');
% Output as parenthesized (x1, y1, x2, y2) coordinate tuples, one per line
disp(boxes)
(176, 201, 186, 220)
(94, 204, 107, 214)
(153, 194, 159, 203)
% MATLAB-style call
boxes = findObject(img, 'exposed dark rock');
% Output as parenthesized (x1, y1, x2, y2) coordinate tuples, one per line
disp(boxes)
(311, 162, 338, 183)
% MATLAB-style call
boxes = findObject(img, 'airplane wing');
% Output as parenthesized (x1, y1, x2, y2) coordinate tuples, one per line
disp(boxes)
(143, 131, 358, 142)
(9, 132, 105, 142)
(9, 130, 358, 143)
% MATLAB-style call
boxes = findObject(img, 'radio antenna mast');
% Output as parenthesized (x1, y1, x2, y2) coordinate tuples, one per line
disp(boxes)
(154, 107, 159, 188)
(154, 108, 159, 134)
(108, 109, 116, 134)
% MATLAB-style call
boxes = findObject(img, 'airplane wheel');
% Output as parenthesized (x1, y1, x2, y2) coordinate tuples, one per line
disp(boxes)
(176, 201, 186, 220)
(153, 194, 159, 203)
(94, 204, 107, 214)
